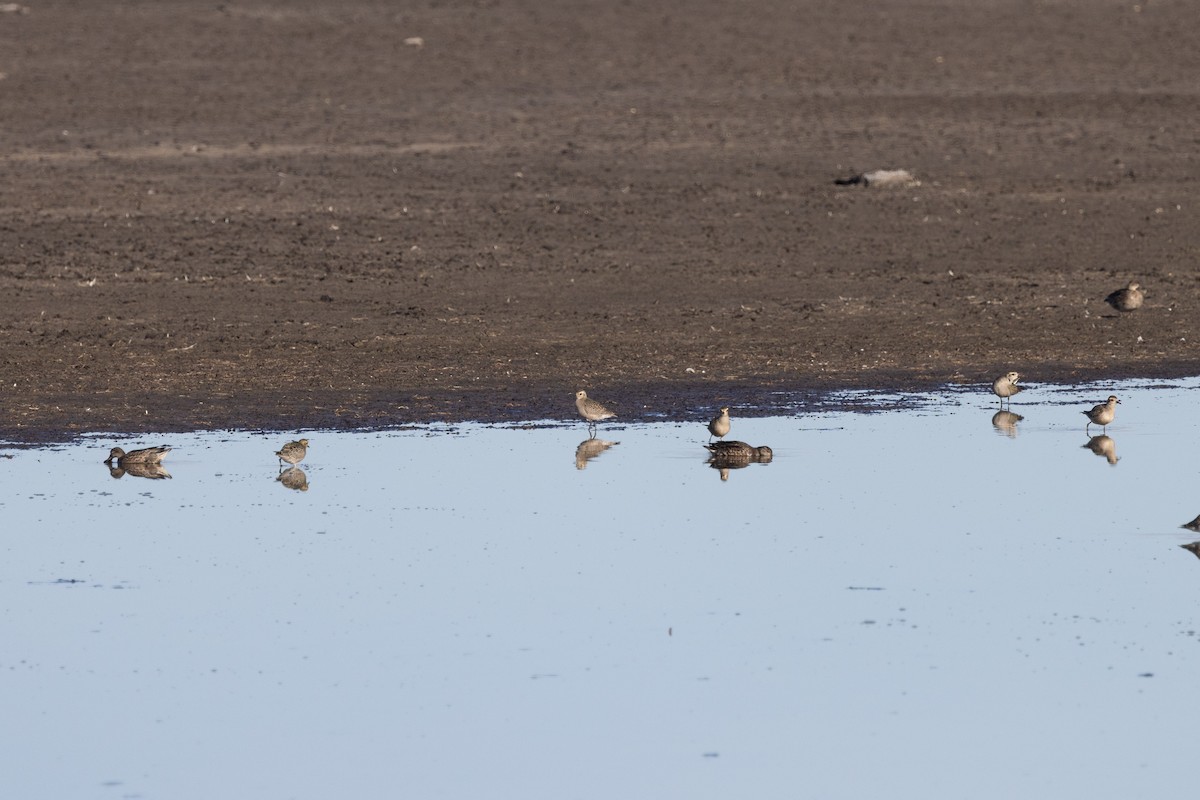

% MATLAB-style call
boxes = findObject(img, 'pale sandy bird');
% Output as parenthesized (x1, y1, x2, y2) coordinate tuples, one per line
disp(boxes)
(991, 372, 1024, 406)
(275, 438, 309, 468)
(1105, 281, 1144, 313)
(104, 445, 170, 465)
(575, 390, 616, 430)
(1083, 396, 1120, 433)
(708, 407, 731, 441)
(1082, 435, 1119, 465)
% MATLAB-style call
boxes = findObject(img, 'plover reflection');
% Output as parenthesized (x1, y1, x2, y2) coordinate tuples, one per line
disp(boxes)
(1083, 395, 1120, 433)
(575, 438, 618, 470)
(104, 445, 171, 466)
(1105, 281, 1144, 313)
(1179, 542, 1200, 561)
(707, 407, 731, 441)
(275, 438, 309, 468)
(1082, 435, 1118, 465)
(575, 390, 616, 432)
(991, 410, 1024, 438)
(277, 466, 309, 492)
(991, 372, 1024, 406)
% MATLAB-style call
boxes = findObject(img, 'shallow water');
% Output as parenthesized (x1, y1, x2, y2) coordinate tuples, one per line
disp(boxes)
(4, 378, 1200, 799)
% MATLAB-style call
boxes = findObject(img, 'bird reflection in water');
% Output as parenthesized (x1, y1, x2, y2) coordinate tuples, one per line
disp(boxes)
(1179, 541, 1200, 561)
(104, 445, 172, 479)
(575, 438, 618, 470)
(991, 410, 1024, 438)
(277, 466, 309, 491)
(108, 461, 172, 480)
(1082, 435, 1118, 465)
(704, 441, 773, 481)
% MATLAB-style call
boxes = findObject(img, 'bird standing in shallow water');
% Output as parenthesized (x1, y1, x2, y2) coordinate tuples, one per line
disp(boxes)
(991, 372, 1024, 406)
(1105, 281, 1144, 313)
(104, 445, 171, 465)
(275, 438, 309, 468)
(575, 390, 616, 433)
(707, 407, 731, 441)
(1083, 396, 1120, 433)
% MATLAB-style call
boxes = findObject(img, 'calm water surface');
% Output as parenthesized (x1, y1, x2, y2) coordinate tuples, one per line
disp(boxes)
(4, 379, 1200, 799)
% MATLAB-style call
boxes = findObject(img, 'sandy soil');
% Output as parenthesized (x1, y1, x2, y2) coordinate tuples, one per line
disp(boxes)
(2, 0, 1199, 441)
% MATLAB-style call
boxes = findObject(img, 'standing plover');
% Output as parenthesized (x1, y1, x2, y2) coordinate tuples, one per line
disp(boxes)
(707, 407, 731, 441)
(1083, 396, 1120, 433)
(991, 372, 1024, 406)
(575, 390, 616, 431)
(275, 438, 309, 468)
(1105, 281, 1144, 313)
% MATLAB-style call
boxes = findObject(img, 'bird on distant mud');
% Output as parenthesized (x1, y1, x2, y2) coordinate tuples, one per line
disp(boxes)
(1105, 281, 1144, 313)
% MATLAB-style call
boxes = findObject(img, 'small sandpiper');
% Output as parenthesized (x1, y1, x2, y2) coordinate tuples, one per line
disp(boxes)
(991, 372, 1024, 406)
(1083, 396, 1120, 433)
(1105, 281, 1144, 313)
(275, 438, 309, 468)
(575, 390, 616, 432)
(104, 445, 171, 466)
(707, 407, 731, 441)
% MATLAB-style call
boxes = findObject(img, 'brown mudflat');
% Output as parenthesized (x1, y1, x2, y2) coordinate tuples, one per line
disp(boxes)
(2, 1, 1199, 441)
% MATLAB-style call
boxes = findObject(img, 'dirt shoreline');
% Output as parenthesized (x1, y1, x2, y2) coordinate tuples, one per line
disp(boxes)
(3, 1, 1200, 443)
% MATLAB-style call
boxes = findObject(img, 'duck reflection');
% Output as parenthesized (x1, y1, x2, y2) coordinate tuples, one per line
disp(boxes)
(107, 461, 172, 480)
(277, 466, 309, 491)
(990, 410, 1023, 438)
(1082, 435, 1118, 465)
(705, 441, 773, 480)
(575, 438, 619, 470)
(1179, 542, 1200, 561)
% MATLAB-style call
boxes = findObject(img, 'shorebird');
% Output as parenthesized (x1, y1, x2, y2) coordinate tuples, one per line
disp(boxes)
(575, 390, 616, 433)
(704, 441, 773, 461)
(104, 445, 170, 466)
(275, 438, 309, 468)
(1183, 515, 1200, 533)
(707, 407, 731, 441)
(1105, 281, 1144, 313)
(1083, 396, 1120, 433)
(991, 372, 1024, 406)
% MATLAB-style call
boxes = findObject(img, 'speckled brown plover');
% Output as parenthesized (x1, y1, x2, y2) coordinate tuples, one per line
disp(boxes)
(575, 390, 616, 432)
(276, 438, 309, 468)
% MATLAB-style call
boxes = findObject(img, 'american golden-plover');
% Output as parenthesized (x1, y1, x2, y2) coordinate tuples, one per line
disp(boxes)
(1083, 396, 1120, 433)
(1105, 281, 1144, 313)
(275, 438, 309, 468)
(575, 390, 616, 431)
(707, 407, 731, 441)
(991, 372, 1024, 405)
